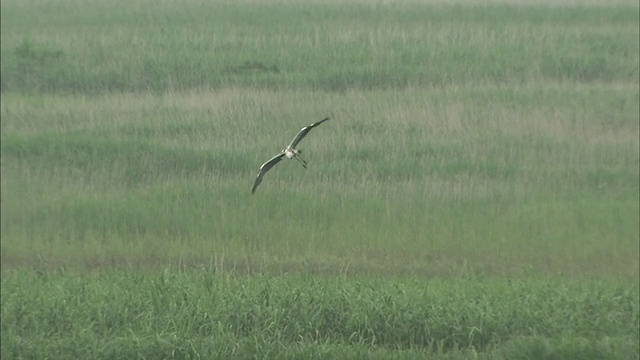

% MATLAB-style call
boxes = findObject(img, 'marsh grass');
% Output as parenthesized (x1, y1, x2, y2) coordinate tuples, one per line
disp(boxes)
(2, 270, 638, 359)
(1, 0, 639, 93)
(2, 86, 638, 277)
(1, 0, 639, 358)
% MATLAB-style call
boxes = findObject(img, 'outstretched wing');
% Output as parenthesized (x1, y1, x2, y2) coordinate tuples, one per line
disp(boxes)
(287, 117, 331, 149)
(251, 153, 286, 194)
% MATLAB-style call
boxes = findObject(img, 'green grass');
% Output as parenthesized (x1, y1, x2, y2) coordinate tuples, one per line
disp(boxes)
(1, 0, 639, 93)
(2, 87, 637, 277)
(1, 0, 639, 358)
(2, 270, 638, 359)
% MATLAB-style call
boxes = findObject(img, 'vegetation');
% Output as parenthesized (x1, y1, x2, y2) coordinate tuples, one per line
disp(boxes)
(1, 0, 638, 93)
(2, 270, 638, 359)
(1, 0, 638, 358)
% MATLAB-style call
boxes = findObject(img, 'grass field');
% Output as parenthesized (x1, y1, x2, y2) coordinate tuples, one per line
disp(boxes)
(1, 0, 639, 358)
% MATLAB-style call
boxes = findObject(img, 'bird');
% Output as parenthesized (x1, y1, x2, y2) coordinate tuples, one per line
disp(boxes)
(252, 117, 331, 194)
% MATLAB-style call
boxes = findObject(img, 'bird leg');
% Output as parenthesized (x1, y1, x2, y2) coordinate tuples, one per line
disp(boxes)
(294, 154, 308, 168)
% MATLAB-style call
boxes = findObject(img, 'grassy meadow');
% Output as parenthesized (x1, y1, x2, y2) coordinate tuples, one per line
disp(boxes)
(1, 0, 639, 358)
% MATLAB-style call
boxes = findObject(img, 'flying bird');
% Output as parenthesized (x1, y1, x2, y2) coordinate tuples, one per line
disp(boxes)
(252, 117, 331, 194)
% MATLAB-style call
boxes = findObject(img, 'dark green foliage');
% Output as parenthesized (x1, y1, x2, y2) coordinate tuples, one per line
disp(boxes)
(2, 271, 638, 359)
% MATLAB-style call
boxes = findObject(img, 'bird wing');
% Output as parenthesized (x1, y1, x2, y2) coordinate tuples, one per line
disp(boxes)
(251, 152, 286, 193)
(287, 117, 331, 149)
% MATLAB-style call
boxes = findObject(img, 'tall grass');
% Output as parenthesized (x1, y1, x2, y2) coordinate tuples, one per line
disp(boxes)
(1, 0, 638, 93)
(2, 85, 638, 277)
(2, 270, 638, 359)
(1, 0, 638, 357)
